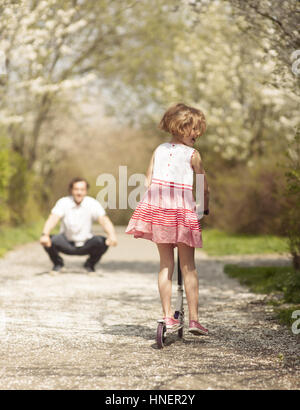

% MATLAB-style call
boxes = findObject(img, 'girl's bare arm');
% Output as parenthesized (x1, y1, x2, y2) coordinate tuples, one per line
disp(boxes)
(191, 150, 210, 211)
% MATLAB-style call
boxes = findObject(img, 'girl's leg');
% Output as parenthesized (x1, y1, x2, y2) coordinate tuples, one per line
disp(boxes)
(156, 243, 175, 318)
(177, 242, 199, 322)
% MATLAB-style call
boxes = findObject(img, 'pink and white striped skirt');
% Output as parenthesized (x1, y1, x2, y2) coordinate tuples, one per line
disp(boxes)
(125, 178, 202, 248)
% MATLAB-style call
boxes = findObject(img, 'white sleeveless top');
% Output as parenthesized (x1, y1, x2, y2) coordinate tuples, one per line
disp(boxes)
(151, 142, 196, 188)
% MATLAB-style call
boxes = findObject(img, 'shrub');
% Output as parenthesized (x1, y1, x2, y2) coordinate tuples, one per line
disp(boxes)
(209, 155, 287, 235)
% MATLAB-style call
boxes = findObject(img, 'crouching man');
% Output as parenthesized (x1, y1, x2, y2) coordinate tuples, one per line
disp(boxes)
(40, 177, 117, 274)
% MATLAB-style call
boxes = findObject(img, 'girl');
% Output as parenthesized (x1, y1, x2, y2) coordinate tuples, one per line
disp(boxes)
(125, 103, 210, 335)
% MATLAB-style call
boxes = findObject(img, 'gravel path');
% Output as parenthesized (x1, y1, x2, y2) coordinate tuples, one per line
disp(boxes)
(0, 226, 299, 390)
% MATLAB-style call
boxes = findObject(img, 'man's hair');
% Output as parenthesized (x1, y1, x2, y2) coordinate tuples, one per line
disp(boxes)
(158, 103, 206, 139)
(68, 177, 90, 193)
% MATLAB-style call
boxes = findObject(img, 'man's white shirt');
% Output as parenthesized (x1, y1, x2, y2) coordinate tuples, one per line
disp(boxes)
(51, 195, 106, 246)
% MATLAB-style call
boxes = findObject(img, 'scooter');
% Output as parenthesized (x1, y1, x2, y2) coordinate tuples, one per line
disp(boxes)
(156, 249, 184, 349)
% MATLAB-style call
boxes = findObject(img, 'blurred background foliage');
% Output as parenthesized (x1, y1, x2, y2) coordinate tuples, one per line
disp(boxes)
(0, 0, 299, 263)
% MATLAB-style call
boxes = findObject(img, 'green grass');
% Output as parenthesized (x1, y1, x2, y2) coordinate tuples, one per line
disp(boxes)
(0, 219, 48, 257)
(224, 265, 296, 296)
(201, 228, 289, 256)
(224, 264, 300, 329)
(275, 305, 300, 328)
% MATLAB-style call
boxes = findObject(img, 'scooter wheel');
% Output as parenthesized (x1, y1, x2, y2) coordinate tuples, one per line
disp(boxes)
(178, 327, 183, 339)
(156, 322, 166, 349)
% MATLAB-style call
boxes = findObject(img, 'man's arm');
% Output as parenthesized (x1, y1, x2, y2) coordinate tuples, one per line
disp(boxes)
(191, 150, 210, 212)
(98, 215, 118, 246)
(40, 213, 61, 247)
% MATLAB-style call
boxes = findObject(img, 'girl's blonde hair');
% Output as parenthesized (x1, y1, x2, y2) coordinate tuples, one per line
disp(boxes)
(158, 103, 206, 139)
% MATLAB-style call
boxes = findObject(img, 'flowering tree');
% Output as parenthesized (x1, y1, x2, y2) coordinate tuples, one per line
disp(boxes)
(0, 0, 179, 174)
(218, 0, 299, 67)
(142, 1, 299, 163)
(1, 0, 93, 170)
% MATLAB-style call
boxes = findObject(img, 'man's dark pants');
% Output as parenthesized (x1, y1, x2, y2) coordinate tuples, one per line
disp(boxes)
(43, 233, 109, 268)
